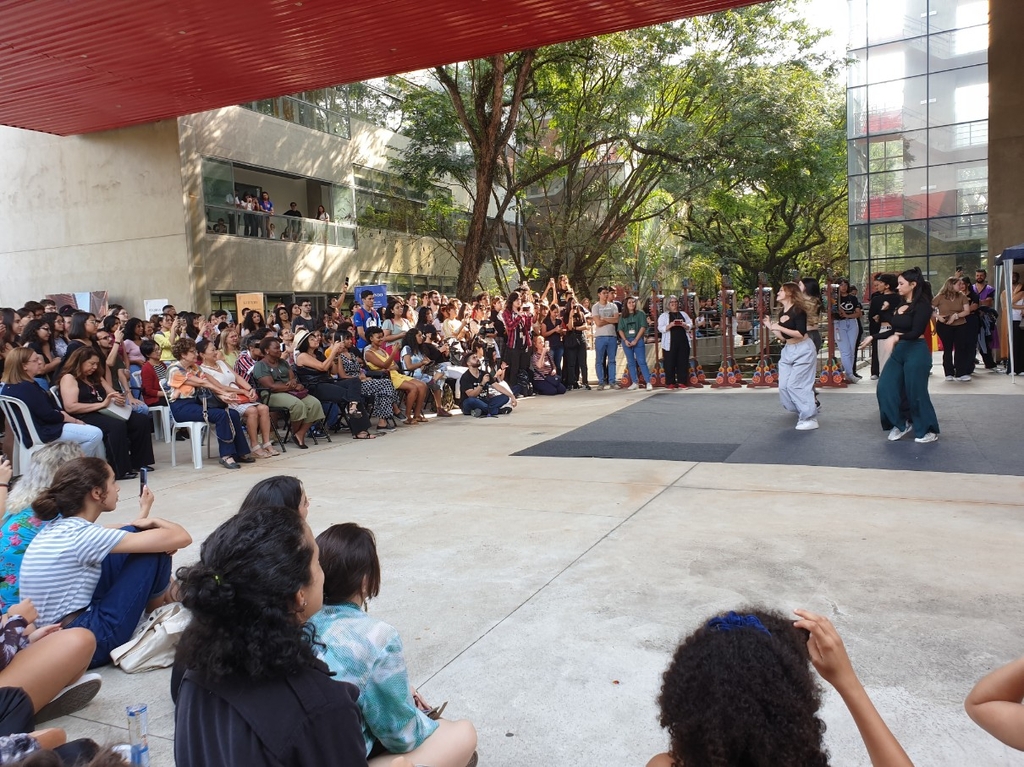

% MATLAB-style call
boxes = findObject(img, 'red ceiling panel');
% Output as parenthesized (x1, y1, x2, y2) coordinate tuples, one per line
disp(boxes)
(0, 0, 757, 136)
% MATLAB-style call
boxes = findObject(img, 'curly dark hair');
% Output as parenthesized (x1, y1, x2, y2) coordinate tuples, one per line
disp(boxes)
(657, 607, 828, 767)
(174, 506, 320, 682)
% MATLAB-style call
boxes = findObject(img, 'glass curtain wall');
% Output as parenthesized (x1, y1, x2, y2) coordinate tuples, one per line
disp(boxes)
(847, 0, 989, 288)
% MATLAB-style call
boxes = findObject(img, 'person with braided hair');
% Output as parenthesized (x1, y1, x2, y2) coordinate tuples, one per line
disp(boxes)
(647, 608, 913, 767)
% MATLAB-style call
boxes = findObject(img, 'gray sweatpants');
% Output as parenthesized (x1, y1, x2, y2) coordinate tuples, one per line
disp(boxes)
(778, 338, 817, 420)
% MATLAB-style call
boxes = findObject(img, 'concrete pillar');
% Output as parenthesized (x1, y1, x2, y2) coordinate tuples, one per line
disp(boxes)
(989, 0, 1024, 263)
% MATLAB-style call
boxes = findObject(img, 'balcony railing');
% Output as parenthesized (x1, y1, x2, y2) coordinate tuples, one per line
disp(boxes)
(241, 95, 351, 140)
(204, 204, 356, 248)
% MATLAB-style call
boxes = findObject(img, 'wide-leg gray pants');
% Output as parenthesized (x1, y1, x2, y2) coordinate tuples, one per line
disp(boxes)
(778, 338, 817, 420)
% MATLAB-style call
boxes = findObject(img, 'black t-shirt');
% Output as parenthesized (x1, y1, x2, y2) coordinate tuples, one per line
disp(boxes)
(835, 293, 861, 319)
(872, 293, 898, 339)
(890, 299, 930, 341)
(543, 315, 563, 349)
(292, 316, 316, 332)
(777, 307, 808, 336)
(282, 209, 302, 218)
(460, 368, 489, 398)
(667, 311, 689, 348)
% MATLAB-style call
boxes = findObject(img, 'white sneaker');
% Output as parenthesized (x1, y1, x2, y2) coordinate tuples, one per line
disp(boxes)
(957, 375, 972, 382)
(627, 383, 638, 391)
(645, 382, 653, 391)
(887, 422, 912, 441)
(944, 375, 955, 381)
(36, 672, 103, 723)
(870, 375, 879, 380)
(915, 432, 938, 443)
(795, 418, 819, 431)
(597, 384, 606, 391)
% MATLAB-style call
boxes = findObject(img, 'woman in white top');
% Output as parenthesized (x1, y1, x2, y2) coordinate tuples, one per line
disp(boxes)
(316, 205, 330, 222)
(657, 296, 693, 389)
(381, 302, 411, 355)
(196, 338, 276, 458)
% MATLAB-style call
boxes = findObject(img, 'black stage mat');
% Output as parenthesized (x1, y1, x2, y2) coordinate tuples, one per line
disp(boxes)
(513, 391, 1024, 476)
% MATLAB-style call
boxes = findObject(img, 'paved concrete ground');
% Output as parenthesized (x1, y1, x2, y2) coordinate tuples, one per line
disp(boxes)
(49, 359, 1024, 766)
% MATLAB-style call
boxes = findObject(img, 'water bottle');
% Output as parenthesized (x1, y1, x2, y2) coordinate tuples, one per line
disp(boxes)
(126, 704, 150, 766)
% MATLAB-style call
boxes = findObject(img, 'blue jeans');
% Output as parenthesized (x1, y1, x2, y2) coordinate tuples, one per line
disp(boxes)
(594, 335, 617, 385)
(622, 340, 651, 384)
(550, 346, 564, 375)
(67, 526, 172, 668)
(59, 422, 105, 458)
(461, 394, 510, 416)
(171, 399, 252, 458)
(834, 318, 859, 378)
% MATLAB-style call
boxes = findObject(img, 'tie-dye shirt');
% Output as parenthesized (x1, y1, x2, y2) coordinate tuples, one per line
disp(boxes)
(309, 602, 438, 756)
(0, 510, 45, 611)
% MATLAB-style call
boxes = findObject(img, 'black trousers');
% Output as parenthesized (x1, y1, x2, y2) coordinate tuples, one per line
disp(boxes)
(562, 344, 584, 387)
(1013, 320, 1024, 374)
(934, 322, 973, 377)
(79, 410, 154, 477)
(504, 347, 531, 391)
(310, 380, 368, 436)
(662, 341, 689, 386)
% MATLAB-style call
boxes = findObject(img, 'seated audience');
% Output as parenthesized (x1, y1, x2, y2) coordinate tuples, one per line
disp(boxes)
(363, 328, 427, 425)
(459, 353, 511, 418)
(172, 507, 396, 767)
(530, 335, 566, 396)
(58, 347, 153, 481)
(336, 331, 399, 432)
(196, 338, 276, 459)
(166, 338, 255, 470)
(252, 337, 326, 450)
(94, 328, 147, 416)
(647, 608, 913, 767)
(310, 523, 478, 767)
(0, 349, 104, 458)
(293, 329, 366, 415)
(965, 653, 1024, 750)
(401, 329, 451, 418)
(20, 457, 191, 669)
(121, 318, 146, 372)
(138, 340, 167, 407)
(18, 321, 60, 383)
(216, 326, 241, 369)
(239, 475, 309, 519)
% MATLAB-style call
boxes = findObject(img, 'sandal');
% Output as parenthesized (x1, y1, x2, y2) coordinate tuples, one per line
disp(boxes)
(352, 431, 377, 440)
(437, 409, 452, 417)
(403, 418, 416, 425)
(262, 442, 281, 457)
(415, 415, 428, 423)
(251, 446, 271, 459)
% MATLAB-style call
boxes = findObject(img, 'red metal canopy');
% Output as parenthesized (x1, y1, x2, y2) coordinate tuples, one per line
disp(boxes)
(0, 0, 755, 136)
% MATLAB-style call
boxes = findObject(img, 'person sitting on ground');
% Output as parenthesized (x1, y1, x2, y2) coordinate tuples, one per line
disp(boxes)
(20, 457, 192, 669)
(466, 339, 517, 407)
(239, 475, 310, 520)
(0, 349, 104, 459)
(166, 338, 256, 469)
(138, 340, 167, 408)
(196, 338, 276, 459)
(459, 353, 511, 418)
(336, 331, 399, 433)
(310, 523, 478, 767)
(401, 329, 451, 418)
(529, 335, 566, 396)
(965, 653, 1024, 750)
(294, 328, 375, 440)
(647, 608, 913, 767)
(253, 337, 326, 449)
(0, 685, 102, 765)
(58, 347, 154, 481)
(363, 327, 427, 426)
(172, 507, 406, 767)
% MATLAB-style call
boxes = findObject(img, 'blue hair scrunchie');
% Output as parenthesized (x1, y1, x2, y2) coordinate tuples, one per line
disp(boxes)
(706, 611, 772, 637)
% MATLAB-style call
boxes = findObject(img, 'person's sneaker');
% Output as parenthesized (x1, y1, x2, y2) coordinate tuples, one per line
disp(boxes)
(957, 375, 972, 382)
(470, 408, 484, 418)
(870, 375, 879, 380)
(887, 422, 912, 441)
(914, 432, 938, 443)
(795, 418, 819, 431)
(645, 382, 653, 391)
(627, 383, 638, 391)
(945, 375, 955, 381)
(497, 406, 513, 415)
(597, 384, 606, 390)
(36, 673, 103, 723)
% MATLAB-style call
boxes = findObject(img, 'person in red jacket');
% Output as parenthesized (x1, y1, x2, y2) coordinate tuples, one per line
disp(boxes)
(138, 340, 167, 407)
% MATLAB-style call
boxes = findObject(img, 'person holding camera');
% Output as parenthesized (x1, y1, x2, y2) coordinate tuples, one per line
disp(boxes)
(561, 295, 590, 390)
(458, 353, 512, 418)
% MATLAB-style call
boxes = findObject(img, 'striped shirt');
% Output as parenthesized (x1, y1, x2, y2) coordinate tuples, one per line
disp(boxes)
(309, 602, 438, 756)
(19, 516, 127, 626)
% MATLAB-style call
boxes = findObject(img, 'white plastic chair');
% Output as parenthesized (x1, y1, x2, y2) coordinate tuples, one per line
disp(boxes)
(168, 409, 210, 470)
(0, 395, 46, 476)
(150, 405, 172, 443)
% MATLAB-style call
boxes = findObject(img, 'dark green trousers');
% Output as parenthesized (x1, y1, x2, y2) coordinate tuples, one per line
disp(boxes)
(876, 339, 939, 436)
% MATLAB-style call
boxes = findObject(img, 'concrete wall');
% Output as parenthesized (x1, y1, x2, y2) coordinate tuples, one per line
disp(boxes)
(0, 121, 192, 315)
(989, 0, 1024, 265)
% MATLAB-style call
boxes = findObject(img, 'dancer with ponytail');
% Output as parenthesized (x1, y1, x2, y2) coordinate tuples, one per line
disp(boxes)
(875, 267, 940, 443)
(19, 457, 191, 667)
(764, 283, 819, 431)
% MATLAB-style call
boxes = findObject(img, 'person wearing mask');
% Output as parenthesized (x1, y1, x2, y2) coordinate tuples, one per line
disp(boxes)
(590, 287, 620, 390)
(834, 279, 862, 383)
(656, 296, 692, 390)
(876, 267, 939, 443)
(617, 296, 653, 391)
(763, 283, 818, 431)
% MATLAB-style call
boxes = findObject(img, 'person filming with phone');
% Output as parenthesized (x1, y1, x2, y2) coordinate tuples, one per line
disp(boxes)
(458, 354, 512, 418)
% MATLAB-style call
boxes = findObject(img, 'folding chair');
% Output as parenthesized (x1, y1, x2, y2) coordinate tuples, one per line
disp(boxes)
(0, 395, 47, 476)
(258, 389, 289, 453)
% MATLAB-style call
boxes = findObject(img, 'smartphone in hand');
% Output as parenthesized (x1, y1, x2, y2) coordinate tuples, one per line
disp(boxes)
(139, 468, 148, 495)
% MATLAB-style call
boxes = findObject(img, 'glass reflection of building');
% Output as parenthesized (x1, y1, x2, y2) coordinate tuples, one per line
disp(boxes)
(847, 0, 989, 288)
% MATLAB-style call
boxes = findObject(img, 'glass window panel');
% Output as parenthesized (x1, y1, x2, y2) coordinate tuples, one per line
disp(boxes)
(867, 75, 927, 134)
(849, 139, 868, 175)
(928, 160, 987, 218)
(928, 123, 987, 166)
(868, 0, 928, 43)
(849, 0, 868, 48)
(202, 158, 234, 207)
(929, 0, 988, 34)
(868, 167, 929, 220)
(928, 214, 988, 255)
(849, 48, 868, 88)
(928, 27, 988, 74)
(867, 38, 928, 85)
(850, 224, 870, 260)
(850, 175, 869, 223)
(926, 253, 982, 281)
(332, 184, 355, 224)
(870, 220, 930, 258)
(865, 130, 927, 172)
(849, 86, 868, 138)
(929, 65, 987, 127)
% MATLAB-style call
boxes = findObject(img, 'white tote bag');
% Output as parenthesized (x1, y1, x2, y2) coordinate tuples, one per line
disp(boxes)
(110, 603, 191, 673)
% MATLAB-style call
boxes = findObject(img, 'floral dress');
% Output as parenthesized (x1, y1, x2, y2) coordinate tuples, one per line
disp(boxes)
(340, 352, 397, 419)
(0, 510, 44, 611)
